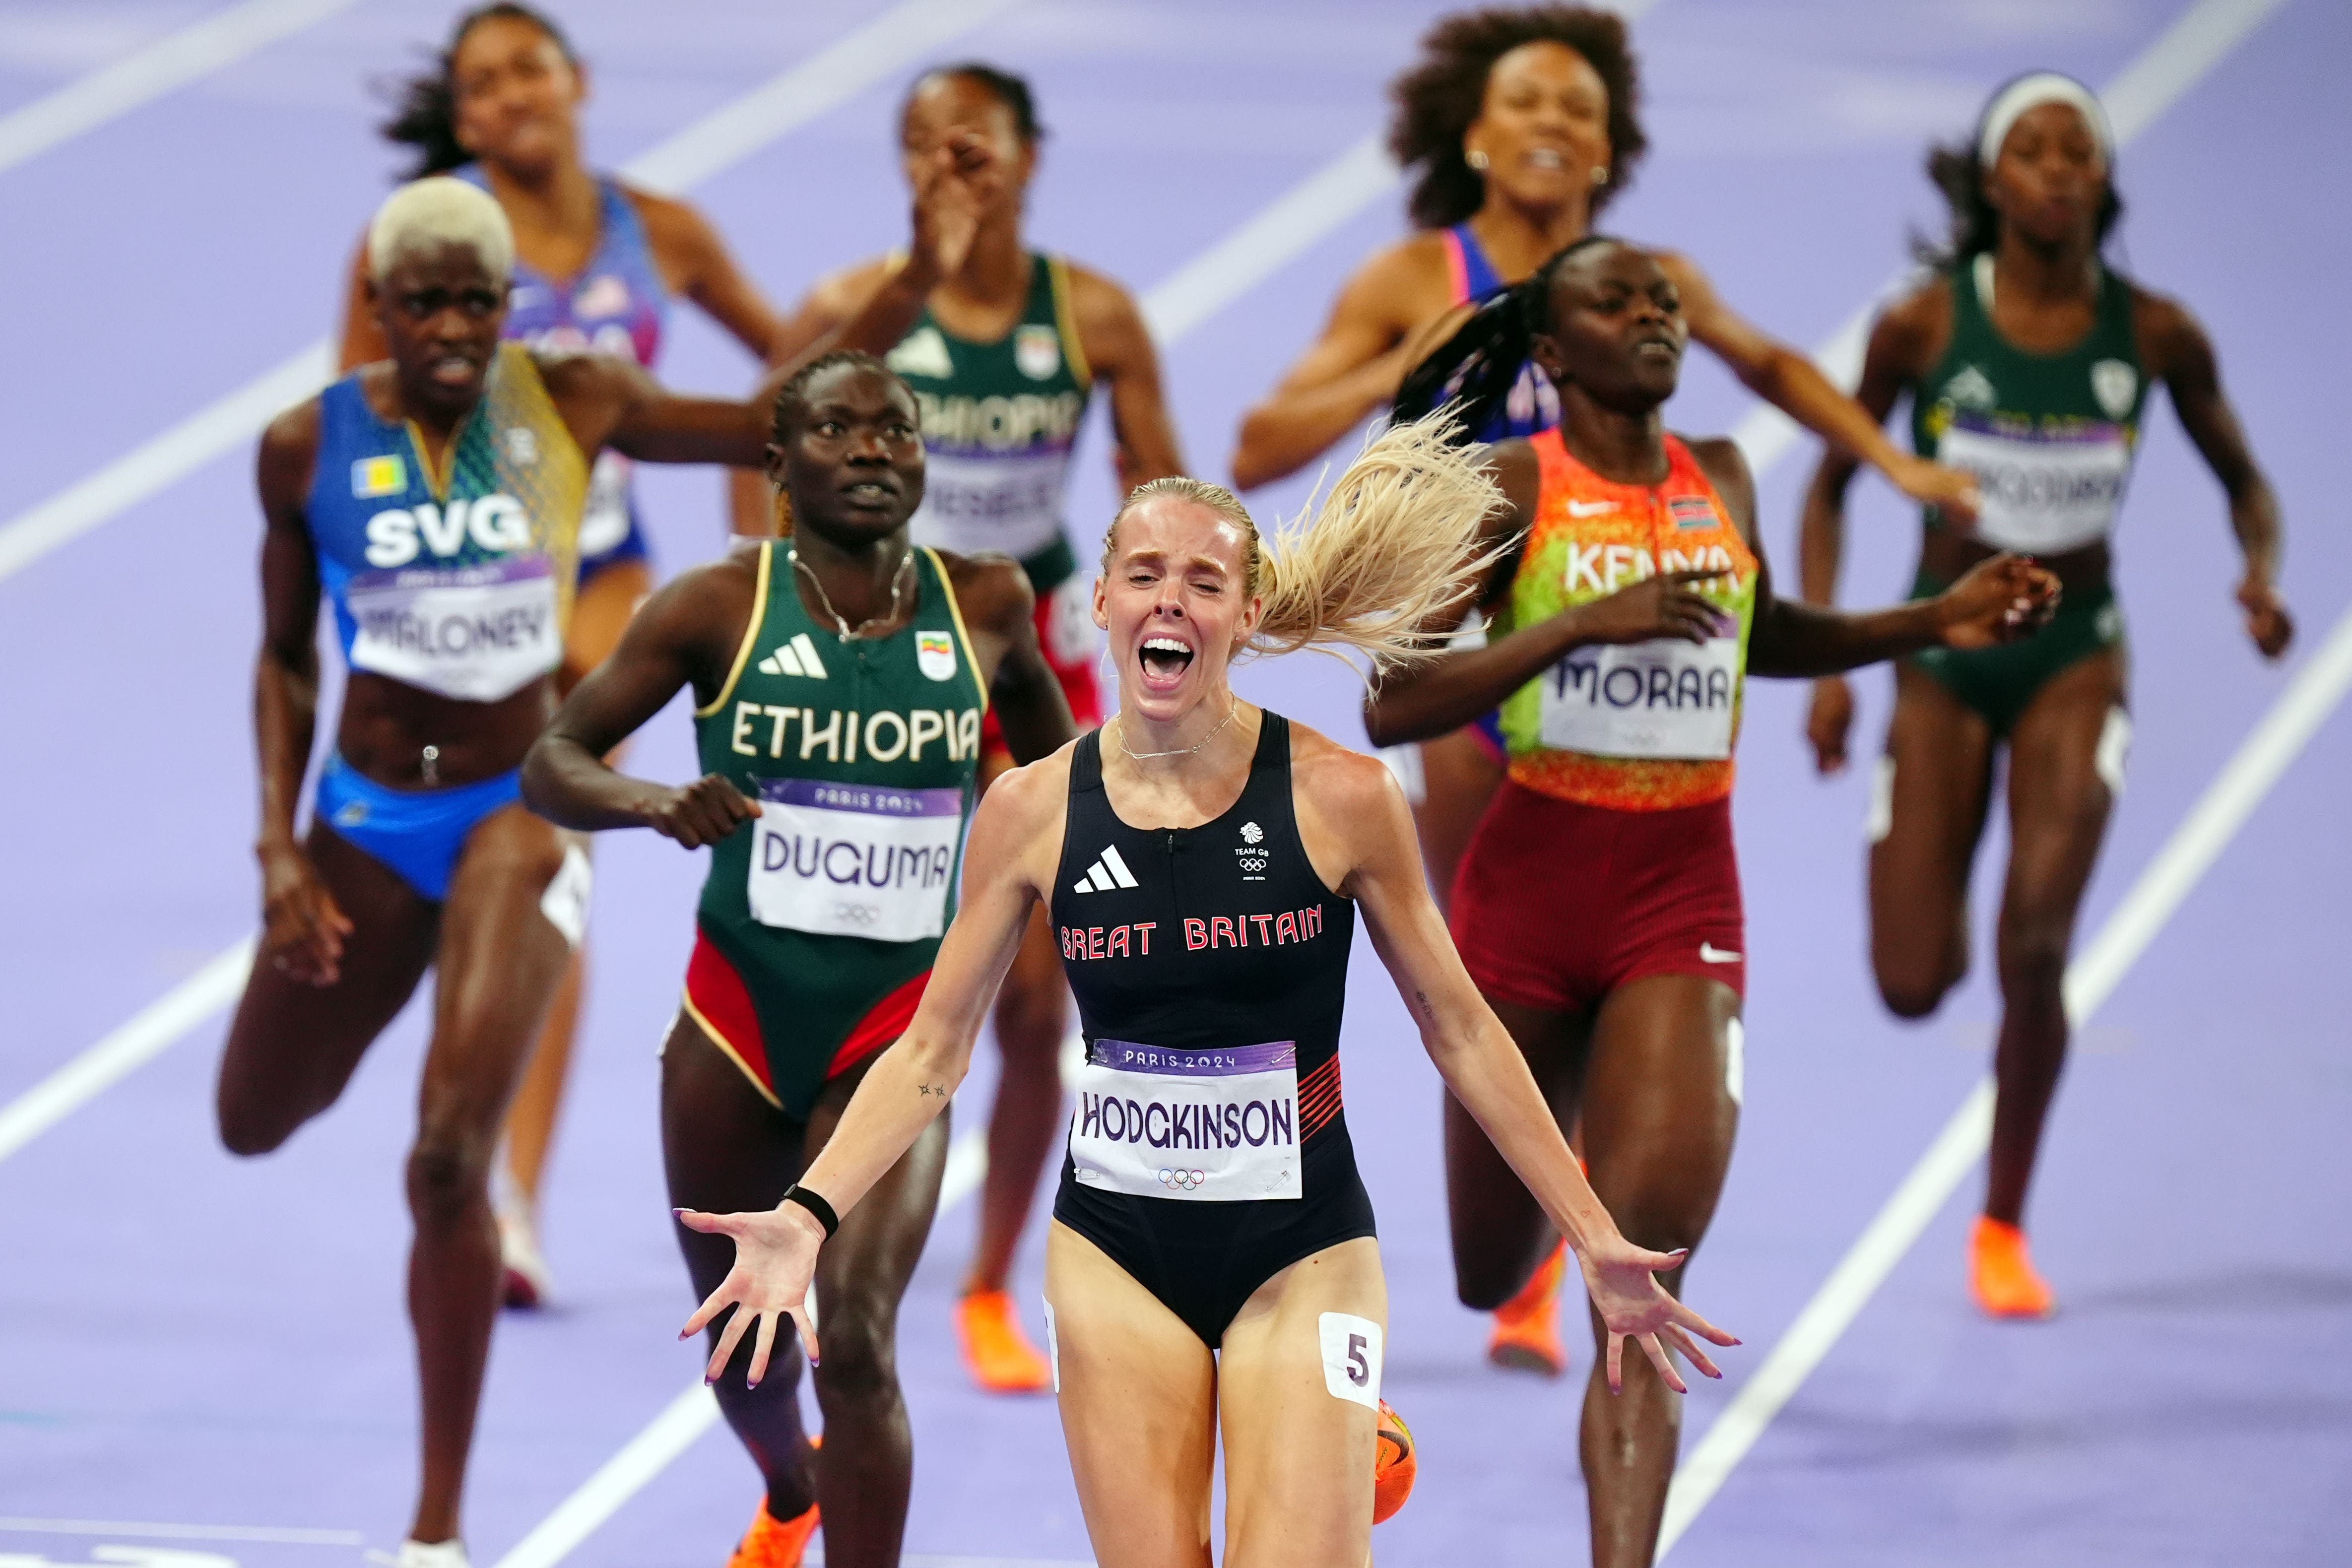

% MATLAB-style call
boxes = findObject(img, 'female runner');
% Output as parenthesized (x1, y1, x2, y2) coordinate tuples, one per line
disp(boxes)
(524, 352, 1074, 1568)
(222, 178, 783, 1568)
(1234, 6, 1977, 1372)
(729, 62, 1185, 1389)
(341, 1, 790, 1302)
(1367, 235, 2054, 1567)
(677, 416, 1737, 1568)
(1797, 73, 2291, 1316)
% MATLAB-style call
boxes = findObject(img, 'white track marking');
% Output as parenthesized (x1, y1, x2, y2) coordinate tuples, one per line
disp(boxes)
(1663, 11, 2302, 1554)
(0, 0, 360, 177)
(1730, 0, 2293, 479)
(0, 1521, 360, 1547)
(0, 0, 1033, 589)
(489, 1382, 720, 1568)
(0, 940, 253, 1166)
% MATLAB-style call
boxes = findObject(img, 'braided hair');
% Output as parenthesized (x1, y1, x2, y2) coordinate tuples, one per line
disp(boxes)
(1391, 234, 1615, 440)
(769, 351, 908, 445)
(380, 3, 577, 180)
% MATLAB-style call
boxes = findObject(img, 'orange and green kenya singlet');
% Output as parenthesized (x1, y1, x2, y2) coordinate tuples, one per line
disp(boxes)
(686, 543, 987, 1115)
(1499, 429, 1759, 812)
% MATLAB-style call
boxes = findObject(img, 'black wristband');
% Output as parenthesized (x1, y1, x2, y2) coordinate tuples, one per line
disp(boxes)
(781, 1184, 839, 1240)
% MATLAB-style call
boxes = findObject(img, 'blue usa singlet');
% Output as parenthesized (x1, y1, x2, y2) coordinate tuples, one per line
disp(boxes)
(1441, 222, 1559, 442)
(459, 166, 666, 572)
(307, 343, 589, 703)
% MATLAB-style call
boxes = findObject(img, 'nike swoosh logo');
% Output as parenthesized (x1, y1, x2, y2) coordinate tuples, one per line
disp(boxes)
(1699, 943, 1742, 964)
(1567, 499, 1615, 517)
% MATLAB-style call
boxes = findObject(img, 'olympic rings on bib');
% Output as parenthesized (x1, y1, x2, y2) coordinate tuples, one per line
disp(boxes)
(1157, 1168, 1209, 1191)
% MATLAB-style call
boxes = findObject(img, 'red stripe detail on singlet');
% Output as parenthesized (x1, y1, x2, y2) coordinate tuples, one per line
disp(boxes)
(1441, 229, 1470, 306)
(828, 967, 932, 1078)
(685, 930, 773, 1097)
(1297, 1054, 1344, 1138)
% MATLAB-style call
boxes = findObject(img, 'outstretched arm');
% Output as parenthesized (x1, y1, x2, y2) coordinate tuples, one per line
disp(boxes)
(675, 760, 1065, 1382)
(1231, 244, 1432, 491)
(2144, 295, 2292, 658)
(1665, 251, 1977, 524)
(1312, 747, 1737, 1393)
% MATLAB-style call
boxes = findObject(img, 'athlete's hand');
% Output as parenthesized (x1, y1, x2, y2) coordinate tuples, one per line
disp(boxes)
(1563, 570, 1732, 648)
(1806, 675, 1856, 776)
(258, 842, 353, 987)
(1934, 554, 2060, 650)
(677, 1203, 825, 1388)
(642, 775, 759, 849)
(1575, 1234, 1739, 1395)
(906, 131, 994, 284)
(1890, 455, 1981, 527)
(2236, 576, 2293, 659)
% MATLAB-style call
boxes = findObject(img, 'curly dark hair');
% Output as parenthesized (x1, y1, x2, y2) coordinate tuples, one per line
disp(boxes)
(1387, 5, 1647, 231)
(1916, 135, 2122, 265)
(379, 3, 576, 181)
(900, 62, 1046, 148)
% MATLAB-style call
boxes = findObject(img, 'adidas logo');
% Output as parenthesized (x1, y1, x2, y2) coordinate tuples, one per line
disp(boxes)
(1072, 845, 1139, 895)
(757, 633, 829, 679)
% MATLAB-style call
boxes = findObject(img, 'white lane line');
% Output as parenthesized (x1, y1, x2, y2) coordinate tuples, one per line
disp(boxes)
(0, 0, 1033, 589)
(1664, 11, 2302, 1551)
(0, 0, 361, 177)
(1661, 594, 2352, 1557)
(1730, 0, 2294, 478)
(0, 1518, 361, 1546)
(0, 940, 254, 1165)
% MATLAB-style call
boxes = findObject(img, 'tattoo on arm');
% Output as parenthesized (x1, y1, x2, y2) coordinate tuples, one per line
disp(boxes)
(916, 1083, 947, 1098)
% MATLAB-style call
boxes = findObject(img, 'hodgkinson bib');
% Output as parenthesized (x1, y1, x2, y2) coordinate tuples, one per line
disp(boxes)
(1069, 1039, 1301, 1202)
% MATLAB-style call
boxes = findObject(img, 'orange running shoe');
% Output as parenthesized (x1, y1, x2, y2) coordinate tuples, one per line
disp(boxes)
(955, 1289, 1052, 1393)
(724, 1502, 818, 1568)
(1372, 1398, 1417, 1524)
(1970, 1217, 2056, 1319)
(1487, 1241, 1568, 1377)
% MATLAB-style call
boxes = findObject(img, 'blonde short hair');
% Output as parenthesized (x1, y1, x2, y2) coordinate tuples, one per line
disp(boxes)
(367, 175, 515, 283)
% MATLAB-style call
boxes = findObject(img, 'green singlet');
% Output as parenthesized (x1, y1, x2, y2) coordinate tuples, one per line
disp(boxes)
(1907, 252, 2142, 733)
(684, 542, 988, 1115)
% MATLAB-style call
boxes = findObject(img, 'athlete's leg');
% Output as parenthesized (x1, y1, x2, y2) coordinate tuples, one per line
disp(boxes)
(497, 559, 649, 1263)
(1445, 997, 1591, 1309)
(1984, 648, 2125, 1229)
(215, 822, 438, 1155)
(1573, 973, 1740, 1568)
(966, 750, 1071, 1297)
(1412, 727, 1506, 914)
(1045, 1221, 1217, 1568)
(406, 803, 576, 1545)
(1869, 663, 1998, 1017)
(1218, 1237, 1386, 1568)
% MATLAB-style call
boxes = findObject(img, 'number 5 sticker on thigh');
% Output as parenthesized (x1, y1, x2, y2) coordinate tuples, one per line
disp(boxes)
(1318, 1312, 1382, 1408)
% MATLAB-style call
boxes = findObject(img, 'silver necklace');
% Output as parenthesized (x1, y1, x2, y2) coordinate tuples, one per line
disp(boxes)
(1115, 699, 1240, 762)
(790, 546, 914, 641)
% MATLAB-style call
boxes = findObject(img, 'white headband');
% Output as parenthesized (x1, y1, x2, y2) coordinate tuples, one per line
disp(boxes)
(1978, 72, 2112, 166)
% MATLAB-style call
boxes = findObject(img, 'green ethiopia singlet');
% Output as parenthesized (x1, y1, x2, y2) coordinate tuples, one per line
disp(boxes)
(887, 253, 1092, 593)
(1913, 252, 2148, 553)
(684, 542, 988, 1114)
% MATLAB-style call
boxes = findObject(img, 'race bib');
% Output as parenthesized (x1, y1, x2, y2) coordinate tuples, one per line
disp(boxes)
(1538, 637, 1740, 759)
(1069, 1039, 1300, 1202)
(1938, 420, 2131, 554)
(577, 450, 635, 560)
(907, 449, 1070, 560)
(347, 555, 560, 702)
(745, 778, 964, 942)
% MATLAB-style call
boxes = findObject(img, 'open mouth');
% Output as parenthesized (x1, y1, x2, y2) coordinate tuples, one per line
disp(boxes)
(1139, 634, 1195, 685)
(1527, 147, 1565, 170)
(842, 478, 898, 506)
(427, 352, 481, 386)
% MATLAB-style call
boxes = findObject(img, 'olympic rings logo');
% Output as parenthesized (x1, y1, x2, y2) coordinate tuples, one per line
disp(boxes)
(1158, 1168, 1209, 1191)
(831, 903, 881, 925)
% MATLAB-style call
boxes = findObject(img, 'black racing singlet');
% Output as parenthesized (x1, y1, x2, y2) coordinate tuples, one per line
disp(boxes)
(1047, 713, 1374, 1345)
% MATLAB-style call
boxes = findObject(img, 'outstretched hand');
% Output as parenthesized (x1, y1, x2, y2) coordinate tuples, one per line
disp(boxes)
(676, 1204, 826, 1388)
(1936, 554, 2061, 650)
(644, 775, 759, 849)
(1891, 455, 1981, 527)
(1575, 1234, 1740, 1395)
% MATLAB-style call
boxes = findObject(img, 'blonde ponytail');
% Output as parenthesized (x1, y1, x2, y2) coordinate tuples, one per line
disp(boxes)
(1104, 413, 1506, 673)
